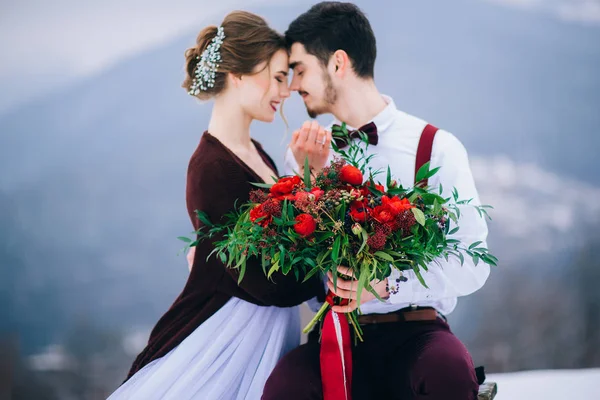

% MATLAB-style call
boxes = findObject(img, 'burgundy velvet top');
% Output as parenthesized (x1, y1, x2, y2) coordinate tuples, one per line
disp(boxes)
(125, 132, 325, 380)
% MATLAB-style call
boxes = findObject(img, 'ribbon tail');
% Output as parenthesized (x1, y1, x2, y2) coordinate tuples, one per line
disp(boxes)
(320, 309, 353, 400)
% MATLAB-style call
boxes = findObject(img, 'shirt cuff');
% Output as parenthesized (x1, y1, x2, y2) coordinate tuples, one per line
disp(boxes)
(386, 268, 437, 305)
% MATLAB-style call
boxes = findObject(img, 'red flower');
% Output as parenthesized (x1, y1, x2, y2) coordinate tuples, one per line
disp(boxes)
(396, 210, 417, 236)
(360, 181, 385, 197)
(349, 200, 371, 222)
(309, 187, 324, 201)
(294, 191, 309, 203)
(249, 189, 269, 203)
(381, 196, 413, 216)
(367, 231, 387, 251)
(249, 204, 272, 227)
(371, 205, 396, 228)
(294, 213, 317, 237)
(349, 188, 363, 199)
(262, 198, 282, 217)
(270, 176, 301, 200)
(339, 165, 363, 186)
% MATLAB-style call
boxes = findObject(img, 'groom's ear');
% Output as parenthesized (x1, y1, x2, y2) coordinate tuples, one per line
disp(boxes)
(331, 50, 350, 78)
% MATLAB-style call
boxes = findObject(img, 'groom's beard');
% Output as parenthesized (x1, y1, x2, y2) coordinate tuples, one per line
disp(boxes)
(306, 73, 337, 118)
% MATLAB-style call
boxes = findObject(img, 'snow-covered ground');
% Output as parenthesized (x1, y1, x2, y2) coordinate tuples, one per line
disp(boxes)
(487, 368, 599, 399)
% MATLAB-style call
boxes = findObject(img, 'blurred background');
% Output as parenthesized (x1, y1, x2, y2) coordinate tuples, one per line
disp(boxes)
(1, 0, 599, 399)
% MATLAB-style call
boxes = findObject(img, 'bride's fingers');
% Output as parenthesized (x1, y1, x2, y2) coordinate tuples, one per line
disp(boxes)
(332, 300, 358, 313)
(315, 126, 326, 145)
(322, 130, 332, 152)
(327, 271, 358, 291)
(327, 281, 357, 300)
(306, 120, 320, 148)
(335, 265, 357, 279)
(291, 129, 300, 146)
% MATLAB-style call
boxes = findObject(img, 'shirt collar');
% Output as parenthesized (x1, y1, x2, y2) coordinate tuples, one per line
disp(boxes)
(331, 94, 397, 133)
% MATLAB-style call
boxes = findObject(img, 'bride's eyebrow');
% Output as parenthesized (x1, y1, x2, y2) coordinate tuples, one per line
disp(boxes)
(276, 71, 288, 76)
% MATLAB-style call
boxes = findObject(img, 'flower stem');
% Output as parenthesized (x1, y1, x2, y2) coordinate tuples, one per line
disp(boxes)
(303, 302, 330, 334)
(347, 312, 364, 342)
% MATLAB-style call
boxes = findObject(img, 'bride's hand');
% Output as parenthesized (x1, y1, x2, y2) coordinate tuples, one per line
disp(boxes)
(187, 247, 196, 272)
(326, 266, 389, 313)
(290, 120, 332, 174)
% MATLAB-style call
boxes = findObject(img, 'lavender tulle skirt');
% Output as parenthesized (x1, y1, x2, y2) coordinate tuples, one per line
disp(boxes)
(107, 298, 300, 400)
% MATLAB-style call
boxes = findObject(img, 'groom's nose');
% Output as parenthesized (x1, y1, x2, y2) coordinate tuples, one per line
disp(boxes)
(289, 76, 301, 92)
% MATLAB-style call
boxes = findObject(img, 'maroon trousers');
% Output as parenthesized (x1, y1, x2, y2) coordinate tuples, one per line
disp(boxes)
(262, 317, 479, 400)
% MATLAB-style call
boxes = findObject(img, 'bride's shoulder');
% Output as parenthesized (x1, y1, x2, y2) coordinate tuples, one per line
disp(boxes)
(188, 134, 239, 175)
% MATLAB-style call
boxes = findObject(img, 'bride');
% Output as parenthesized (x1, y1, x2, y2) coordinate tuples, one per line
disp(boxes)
(108, 10, 329, 400)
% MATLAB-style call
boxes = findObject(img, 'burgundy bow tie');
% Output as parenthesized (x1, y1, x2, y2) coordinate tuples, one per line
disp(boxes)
(332, 122, 378, 148)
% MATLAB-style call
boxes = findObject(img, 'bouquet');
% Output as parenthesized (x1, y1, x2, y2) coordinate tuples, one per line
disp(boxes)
(180, 123, 496, 339)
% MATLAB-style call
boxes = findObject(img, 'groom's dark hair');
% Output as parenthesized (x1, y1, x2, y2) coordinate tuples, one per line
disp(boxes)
(285, 2, 376, 78)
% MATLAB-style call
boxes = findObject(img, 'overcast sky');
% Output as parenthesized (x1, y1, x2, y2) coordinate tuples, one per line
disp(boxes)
(0, 0, 598, 113)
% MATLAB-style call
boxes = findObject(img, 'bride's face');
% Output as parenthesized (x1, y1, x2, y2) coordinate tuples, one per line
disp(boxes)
(237, 49, 290, 123)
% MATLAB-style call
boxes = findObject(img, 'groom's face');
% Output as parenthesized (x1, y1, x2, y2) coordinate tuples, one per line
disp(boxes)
(288, 43, 337, 118)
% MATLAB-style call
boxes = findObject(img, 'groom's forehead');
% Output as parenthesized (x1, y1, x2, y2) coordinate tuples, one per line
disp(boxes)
(288, 43, 312, 68)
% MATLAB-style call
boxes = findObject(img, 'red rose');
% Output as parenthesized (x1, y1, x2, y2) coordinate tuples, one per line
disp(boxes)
(270, 176, 301, 200)
(294, 213, 317, 237)
(339, 165, 363, 186)
(349, 200, 371, 222)
(249, 204, 272, 227)
(371, 205, 396, 227)
(381, 196, 413, 216)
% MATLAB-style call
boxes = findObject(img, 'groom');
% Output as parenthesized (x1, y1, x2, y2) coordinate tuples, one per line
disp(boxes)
(262, 2, 490, 400)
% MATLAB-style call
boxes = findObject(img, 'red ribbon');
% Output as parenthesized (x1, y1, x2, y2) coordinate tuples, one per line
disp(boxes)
(320, 291, 353, 400)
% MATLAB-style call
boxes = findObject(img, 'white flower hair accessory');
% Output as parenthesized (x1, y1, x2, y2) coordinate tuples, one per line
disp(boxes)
(189, 26, 226, 95)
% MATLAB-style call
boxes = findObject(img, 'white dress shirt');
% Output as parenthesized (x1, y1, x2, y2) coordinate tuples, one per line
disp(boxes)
(284, 95, 490, 316)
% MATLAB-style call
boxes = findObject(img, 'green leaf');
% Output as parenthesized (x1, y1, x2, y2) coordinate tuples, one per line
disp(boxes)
(449, 227, 460, 235)
(237, 264, 247, 284)
(374, 251, 394, 262)
(267, 259, 280, 279)
(355, 227, 368, 254)
(249, 182, 273, 189)
(423, 167, 441, 181)
(412, 267, 429, 289)
(302, 266, 321, 283)
(304, 258, 317, 268)
(332, 236, 341, 263)
(411, 208, 426, 226)
(195, 210, 213, 227)
(415, 162, 431, 183)
(303, 156, 312, 189)
(177, 236, 192, 243)
(356, 266, 369, 305)
(469, 241, 483, 250)
(452, 187, 459, 202)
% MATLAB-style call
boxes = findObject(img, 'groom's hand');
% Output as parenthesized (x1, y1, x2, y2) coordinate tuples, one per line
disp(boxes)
(326, 266, 389, 313)
(290, 120, 331, 173)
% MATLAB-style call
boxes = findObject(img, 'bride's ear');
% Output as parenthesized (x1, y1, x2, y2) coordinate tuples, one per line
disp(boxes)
(227, 72, 243, 88)
(331, 50, 350, 77)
